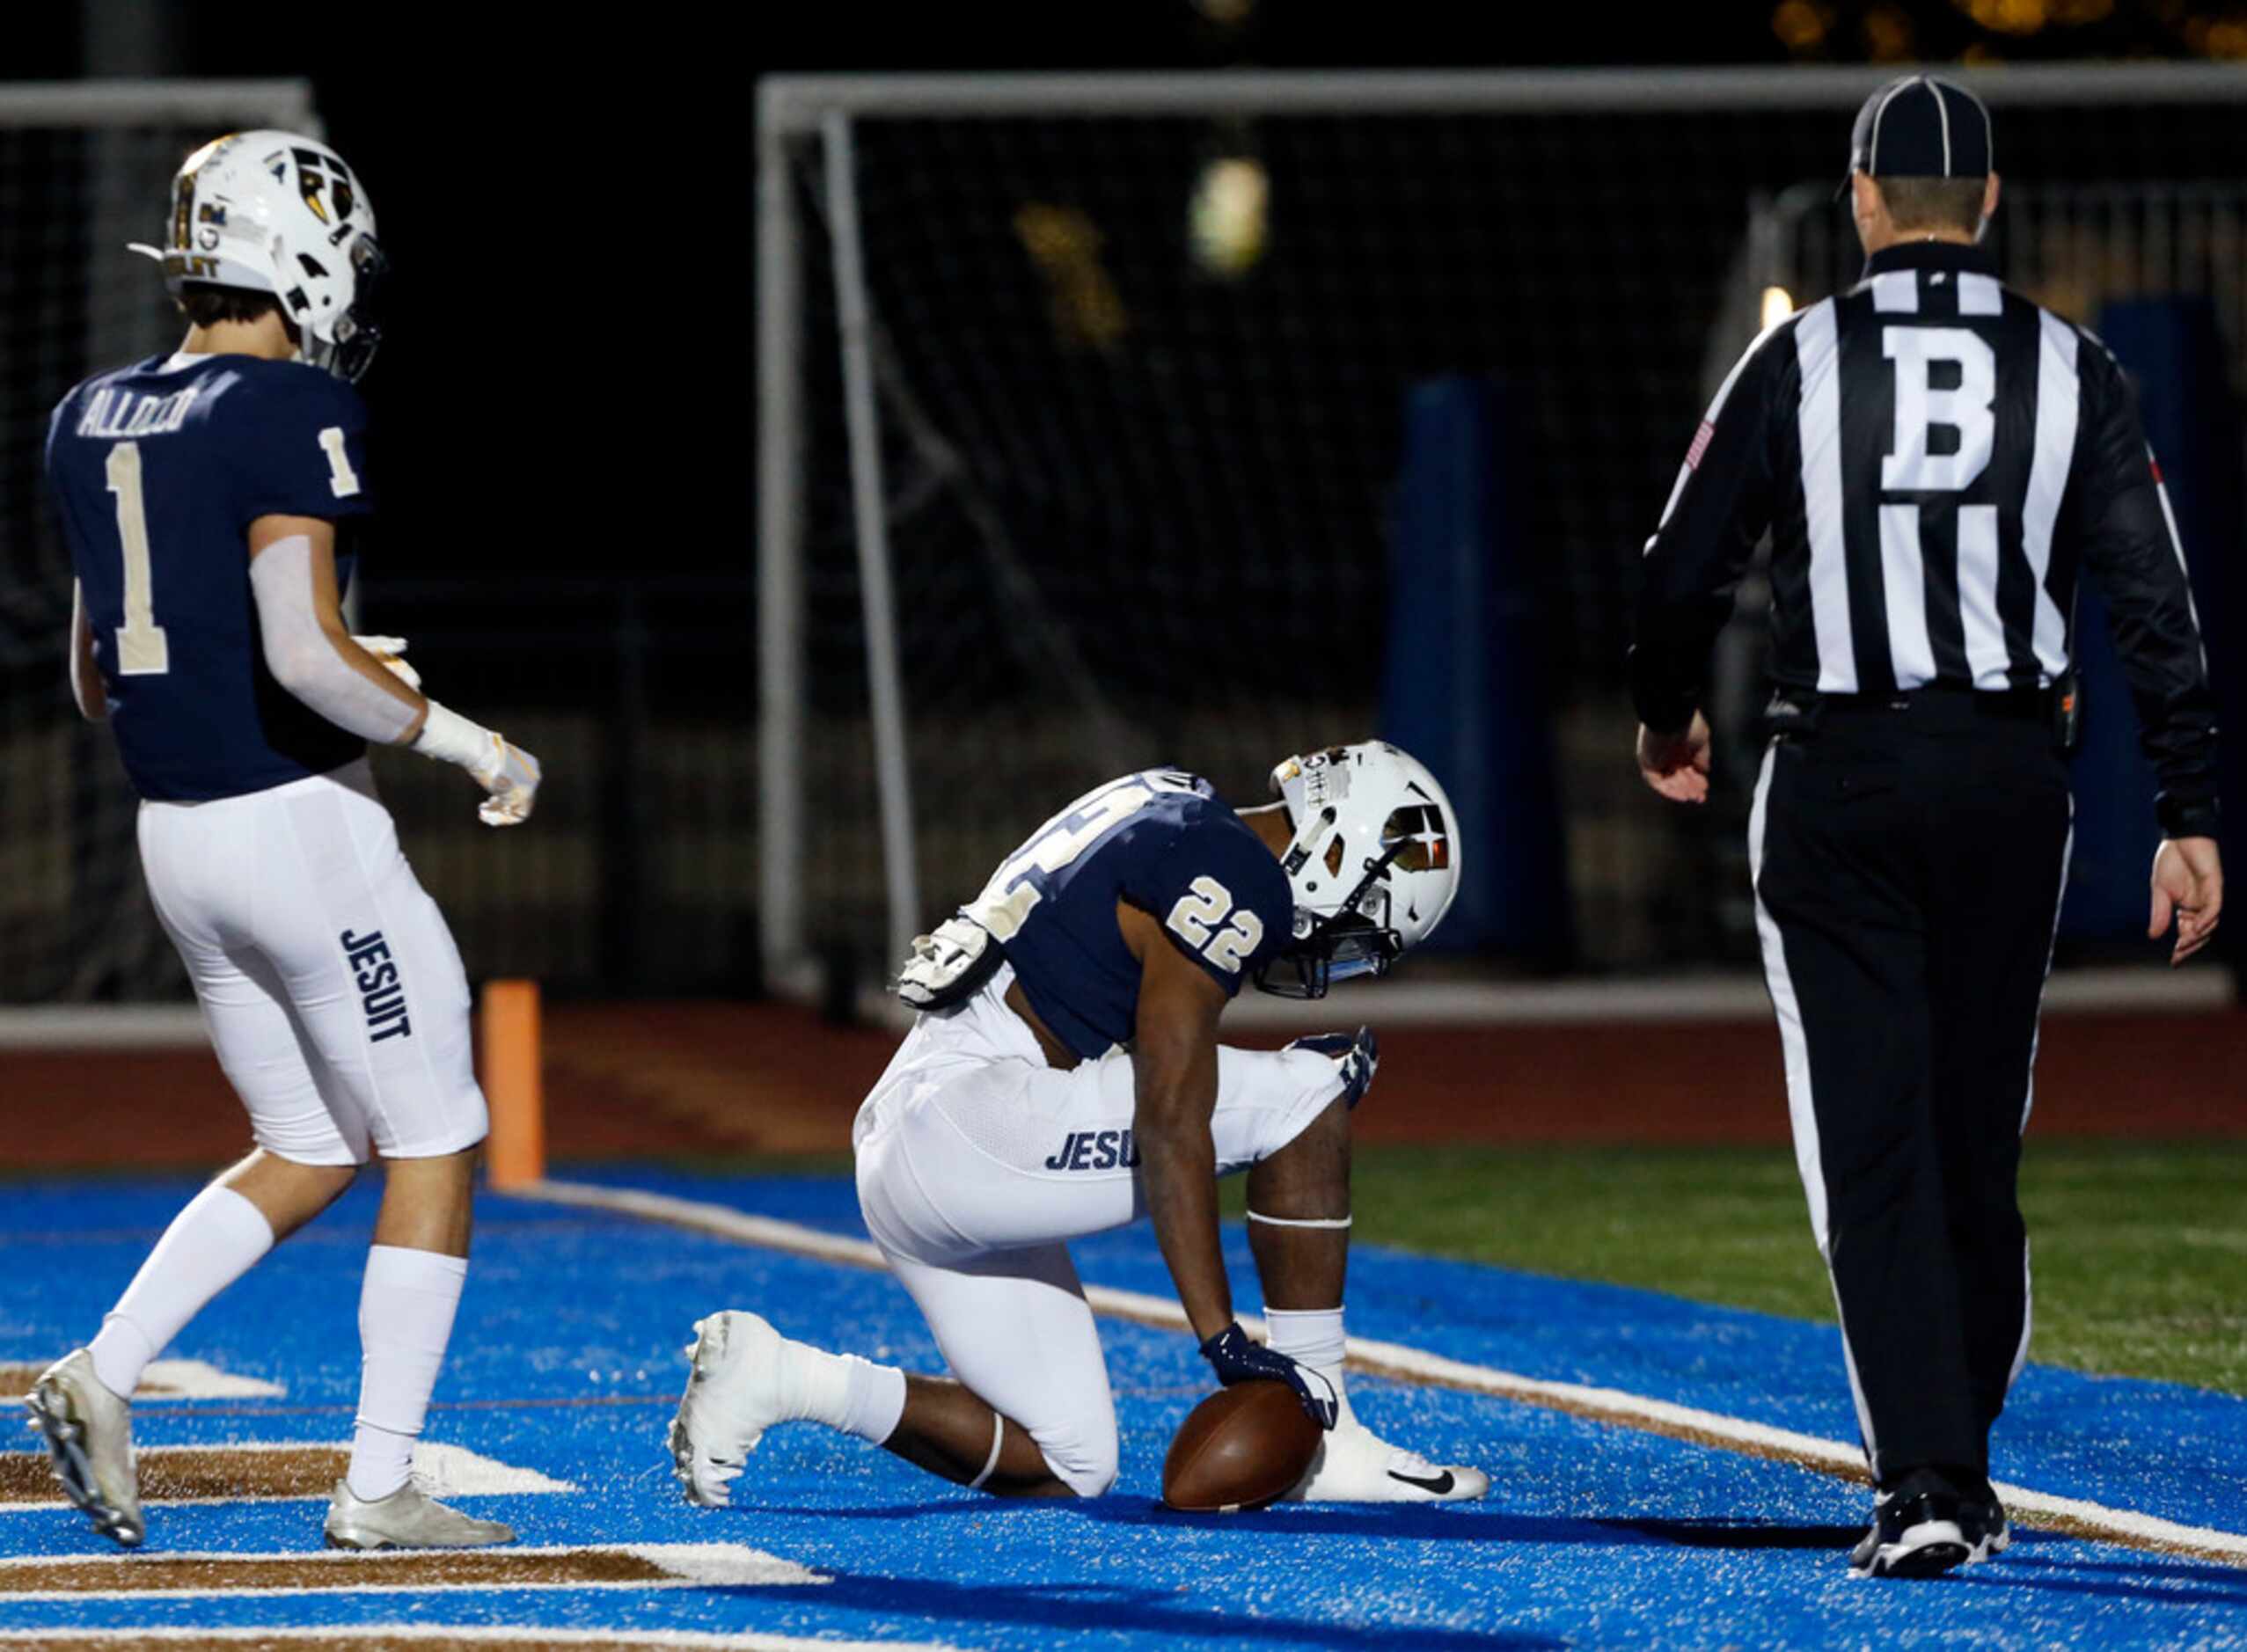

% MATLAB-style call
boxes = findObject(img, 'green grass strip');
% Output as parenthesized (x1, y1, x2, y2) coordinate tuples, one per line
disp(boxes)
(1300, 1141, 2247, 1395)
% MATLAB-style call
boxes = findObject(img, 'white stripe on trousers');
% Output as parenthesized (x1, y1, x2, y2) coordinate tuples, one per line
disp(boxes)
(2010, 802, 2075, 1393)
(1747, 743, 1880, 1459)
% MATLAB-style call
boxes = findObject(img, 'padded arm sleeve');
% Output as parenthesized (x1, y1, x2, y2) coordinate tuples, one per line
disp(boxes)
(248, 534, 421, 746)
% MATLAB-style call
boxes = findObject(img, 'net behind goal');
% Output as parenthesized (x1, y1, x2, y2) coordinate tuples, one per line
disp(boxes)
(0, 82, 323, 1002)
(761, 67, 2247, 993)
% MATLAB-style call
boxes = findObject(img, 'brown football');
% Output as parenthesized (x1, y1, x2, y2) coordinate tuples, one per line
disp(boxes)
(1161, 1379, 1323, 1512)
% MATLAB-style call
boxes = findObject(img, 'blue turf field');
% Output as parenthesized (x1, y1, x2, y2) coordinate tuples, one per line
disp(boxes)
(4, 1172, 2245, 1649)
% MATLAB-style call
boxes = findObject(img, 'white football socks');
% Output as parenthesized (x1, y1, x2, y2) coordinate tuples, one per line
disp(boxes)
(779, 1334, 907, 1444)
(348, 1245, 468, 1502)
(87, 1183, 275, 1401)
(1264, 1305, 1356, 1424)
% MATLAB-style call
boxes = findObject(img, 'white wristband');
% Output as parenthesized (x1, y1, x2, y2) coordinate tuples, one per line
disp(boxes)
(412, 699, 501, 778)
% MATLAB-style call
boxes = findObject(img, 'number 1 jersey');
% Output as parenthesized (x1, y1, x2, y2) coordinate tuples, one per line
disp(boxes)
(46, 353, 376, 801)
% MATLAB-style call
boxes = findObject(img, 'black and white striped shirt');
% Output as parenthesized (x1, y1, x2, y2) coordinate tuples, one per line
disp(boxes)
(1631, 239, 2219, 837)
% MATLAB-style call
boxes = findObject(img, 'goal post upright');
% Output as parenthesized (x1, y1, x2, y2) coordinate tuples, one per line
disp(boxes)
(756, 78, 811, 995)
(821, 110, 924, 981)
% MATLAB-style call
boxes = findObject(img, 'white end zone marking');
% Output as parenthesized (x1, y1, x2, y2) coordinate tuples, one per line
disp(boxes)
(411, 1441, 575, 1496)
(121, 1439, 574, 1495)
(0, 1359, 283, 1401)
(0, 1628, 966, 1650)
(136, 1359, 286, 1400)
(0, 1442, 571, 1514)
(0, 1542, 823, 1603)
(525, 1177, 2247, 1568)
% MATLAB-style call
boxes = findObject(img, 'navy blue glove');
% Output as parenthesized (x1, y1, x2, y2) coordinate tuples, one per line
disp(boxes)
(1200, 1321, 1339, 1429)
(1286, 1025, 1378, 1109)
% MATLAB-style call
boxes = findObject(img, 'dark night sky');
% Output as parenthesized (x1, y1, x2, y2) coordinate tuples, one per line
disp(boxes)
(12, 4, 1800, 579)
(287, 4, 1782, 578)
(17, 3, 2228, 576)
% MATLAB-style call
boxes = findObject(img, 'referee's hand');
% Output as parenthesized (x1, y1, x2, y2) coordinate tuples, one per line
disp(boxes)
(2150, 837, 2224, 966)
(1636, 713, 1713, 805)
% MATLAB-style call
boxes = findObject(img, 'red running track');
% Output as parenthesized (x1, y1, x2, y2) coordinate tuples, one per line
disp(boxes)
(2, 1002, 2237, 1171)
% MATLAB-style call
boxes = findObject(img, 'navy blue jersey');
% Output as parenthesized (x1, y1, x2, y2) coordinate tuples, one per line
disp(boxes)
(962, 770, 1292, 1059)
(45, 353, 375, 801)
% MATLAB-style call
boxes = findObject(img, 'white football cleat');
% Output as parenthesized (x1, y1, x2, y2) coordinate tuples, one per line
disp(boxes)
(1284, 1416, 1489, 1504)
(24, 1349, 143, 1548)
(670, 1311, 794, 1508)
(324, 1478, 514, 1550)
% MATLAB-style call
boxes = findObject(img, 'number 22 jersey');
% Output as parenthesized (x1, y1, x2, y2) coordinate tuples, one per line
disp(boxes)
(46, 352, 376, 801)
(962, 770, 1293, 1061)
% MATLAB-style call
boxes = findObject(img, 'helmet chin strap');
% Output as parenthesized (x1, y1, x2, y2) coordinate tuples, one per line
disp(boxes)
(1280, 805, 1335, 881)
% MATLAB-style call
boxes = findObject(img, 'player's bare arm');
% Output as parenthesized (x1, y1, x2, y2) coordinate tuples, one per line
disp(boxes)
(1119, 900, 1234, 1341)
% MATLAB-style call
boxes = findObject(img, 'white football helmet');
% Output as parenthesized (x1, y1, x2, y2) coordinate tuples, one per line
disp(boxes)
(129, 129, 387, 382)
(1258, 741, 1461, 998)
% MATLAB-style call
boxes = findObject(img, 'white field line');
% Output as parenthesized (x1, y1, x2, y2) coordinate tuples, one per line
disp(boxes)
(0, 1628, 963, 1650)
(0, 1005, 209, 1049)
(525, 1177, 2247, 1568)
(846, 965, 2233, 1032)
(1222, 964, 2235, 1031)
(0, 1541, 820, 1604)
(0, 1359, 284, 1402)
(0, 1442, 572, 1515)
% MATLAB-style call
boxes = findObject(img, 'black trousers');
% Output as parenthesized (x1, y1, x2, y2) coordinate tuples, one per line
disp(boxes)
(1750, 693, 2073, 1485)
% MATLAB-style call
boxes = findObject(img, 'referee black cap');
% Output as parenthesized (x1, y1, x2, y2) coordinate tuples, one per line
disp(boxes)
(1836, 75, 1994, 201)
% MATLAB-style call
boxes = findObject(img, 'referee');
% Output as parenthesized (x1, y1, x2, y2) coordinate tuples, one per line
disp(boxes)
(1630, 76, 2222, 1580)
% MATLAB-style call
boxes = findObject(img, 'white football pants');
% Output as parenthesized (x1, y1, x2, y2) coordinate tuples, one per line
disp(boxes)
(853, 965, 1344, 1495)
(136, 759, 488, 1167)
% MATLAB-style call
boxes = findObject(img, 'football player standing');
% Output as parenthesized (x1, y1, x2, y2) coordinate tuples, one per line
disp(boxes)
(27, 132, 538, 1552)
(671, 743, 1488, 1505)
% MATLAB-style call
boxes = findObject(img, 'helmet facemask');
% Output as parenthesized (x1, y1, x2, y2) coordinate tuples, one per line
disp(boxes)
(304, 234, 389, 384)
(1255, 842, 1409, 998)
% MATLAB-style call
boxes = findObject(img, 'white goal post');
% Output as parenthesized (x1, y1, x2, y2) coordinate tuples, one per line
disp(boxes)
(756, 63, 2247, 1001)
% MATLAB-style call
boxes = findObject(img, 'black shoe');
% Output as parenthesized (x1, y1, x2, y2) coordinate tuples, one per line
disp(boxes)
(1959, 1479, 2010, 1564)
(1848, 1468, 1973, 1579)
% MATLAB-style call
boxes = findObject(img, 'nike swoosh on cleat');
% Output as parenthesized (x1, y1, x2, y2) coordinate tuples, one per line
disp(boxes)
(1387, 1469, 1455, 1495)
